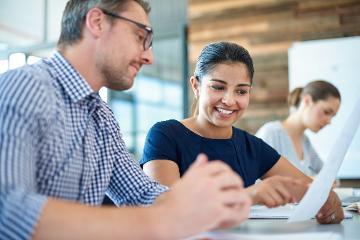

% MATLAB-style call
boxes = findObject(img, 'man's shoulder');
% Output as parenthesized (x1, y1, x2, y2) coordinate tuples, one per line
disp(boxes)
(1, 62, 54, 92)
(0, 62, 56, 114)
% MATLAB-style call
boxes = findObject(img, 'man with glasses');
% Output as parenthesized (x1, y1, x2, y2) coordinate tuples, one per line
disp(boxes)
(0, 1, 251, 239)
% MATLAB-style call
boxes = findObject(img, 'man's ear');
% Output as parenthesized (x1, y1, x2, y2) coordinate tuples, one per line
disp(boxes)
(84, 8, 106, 39)
(190, 76, 200, 99)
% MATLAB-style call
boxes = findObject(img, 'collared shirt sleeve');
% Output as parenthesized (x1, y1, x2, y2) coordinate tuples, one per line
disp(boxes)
(103, 109, 168, 206)
(0, 69, 49, 239)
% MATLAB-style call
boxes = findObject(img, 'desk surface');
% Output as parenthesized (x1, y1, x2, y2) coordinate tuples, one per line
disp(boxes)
(189, 188, 360, 240)
(189, 212, 359, 240)
(225, 211, 359, 240)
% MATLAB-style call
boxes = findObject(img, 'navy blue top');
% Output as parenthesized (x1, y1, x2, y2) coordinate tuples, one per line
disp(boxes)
(140, 119, 281, 187)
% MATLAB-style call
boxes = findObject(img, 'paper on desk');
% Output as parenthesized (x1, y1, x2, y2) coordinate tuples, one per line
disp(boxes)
(344, 202, 360, 213)
(250, 204, 296, 219)
(288, 97, 360, 222)
(250, 204, 352, 219)
(187, 232, 342, 240)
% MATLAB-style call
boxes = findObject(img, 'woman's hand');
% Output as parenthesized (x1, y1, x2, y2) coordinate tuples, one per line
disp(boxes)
(246, 175, 308, 208)
(316, 190, 344, 224)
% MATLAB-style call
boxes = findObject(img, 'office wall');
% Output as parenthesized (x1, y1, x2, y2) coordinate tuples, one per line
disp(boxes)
(188, 0, 360, 133)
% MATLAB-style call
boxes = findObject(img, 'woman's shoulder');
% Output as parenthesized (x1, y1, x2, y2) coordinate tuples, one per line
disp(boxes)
(151, 119, 188, 136)
(233, 127, 263, 144)
(258, 120, 282, 131)
(256, 120, 284, 137)
(152, 119, 179, 128)
(233, 127, 280, 159)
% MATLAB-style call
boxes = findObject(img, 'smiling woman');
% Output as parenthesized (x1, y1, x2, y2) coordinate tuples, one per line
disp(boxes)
(140, 42, 265, 184)
(140, 42, 281, 184)
(139, 42, 344, 225)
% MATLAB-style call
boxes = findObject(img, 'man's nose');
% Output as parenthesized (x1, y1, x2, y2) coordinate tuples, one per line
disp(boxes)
(141, 48, 154, 65)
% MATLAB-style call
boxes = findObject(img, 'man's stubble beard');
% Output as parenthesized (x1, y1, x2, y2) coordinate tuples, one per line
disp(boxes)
(96, 54, 135, 91)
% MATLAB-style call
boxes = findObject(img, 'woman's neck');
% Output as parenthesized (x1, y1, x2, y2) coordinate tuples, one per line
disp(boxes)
(182, 116, 233, 139)
(282, 113, 306, 139)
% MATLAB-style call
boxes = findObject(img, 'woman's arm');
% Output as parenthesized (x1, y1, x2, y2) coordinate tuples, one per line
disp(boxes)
(144, 156, 343, 224)
(258, 156, 344, 224)
(262, 156, 312, 181)
(143, 160, 181, 186)
(144, 157, 309, 203)
(245, 156, 310, 206)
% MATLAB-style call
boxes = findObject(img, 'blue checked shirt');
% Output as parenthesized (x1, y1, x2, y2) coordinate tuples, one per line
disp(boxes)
(0, 52, 168, 239)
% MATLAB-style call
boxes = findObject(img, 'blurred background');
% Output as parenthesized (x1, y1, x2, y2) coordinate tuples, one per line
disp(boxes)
(0, 0, 359, 183)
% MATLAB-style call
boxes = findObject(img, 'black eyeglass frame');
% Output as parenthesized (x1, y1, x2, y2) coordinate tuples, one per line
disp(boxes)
(101, 9, 153, 51)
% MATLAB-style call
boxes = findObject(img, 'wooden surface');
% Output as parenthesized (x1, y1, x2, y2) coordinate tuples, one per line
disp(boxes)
(188, 0, 360, 133)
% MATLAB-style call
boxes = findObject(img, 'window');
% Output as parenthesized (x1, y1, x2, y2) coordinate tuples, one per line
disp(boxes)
(1, 53, 43, 74)
(0, 59, 8, 74)
(9, 53, 26, 70)
(109, 74, 183, 159)
(27, 56, 42, 65)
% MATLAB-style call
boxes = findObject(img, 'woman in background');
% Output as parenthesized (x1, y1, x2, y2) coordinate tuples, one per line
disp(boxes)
(140, 42, 343, 224)
(256, 81, 341, 176)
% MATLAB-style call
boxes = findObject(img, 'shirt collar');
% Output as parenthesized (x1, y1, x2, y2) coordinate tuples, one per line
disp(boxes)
(50, 51, 94, 103)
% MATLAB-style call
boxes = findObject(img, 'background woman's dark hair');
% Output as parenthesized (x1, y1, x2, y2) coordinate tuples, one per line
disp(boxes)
(288, 80, 341, 108)
(194, 41, 254, 83)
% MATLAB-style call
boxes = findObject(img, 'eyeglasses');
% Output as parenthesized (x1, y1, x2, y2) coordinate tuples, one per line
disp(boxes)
(101, 9, 153, 51)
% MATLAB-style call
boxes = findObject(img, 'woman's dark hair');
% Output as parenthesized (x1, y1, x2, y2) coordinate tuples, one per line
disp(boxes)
(194, 41, 254, 83)
(288, 80, 341, 108)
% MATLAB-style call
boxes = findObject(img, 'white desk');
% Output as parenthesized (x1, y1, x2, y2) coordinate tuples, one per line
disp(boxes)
(335, 188, 360, 206)
(229, 212, 359, 240)
(189, 188, 360, 239)
(188, 213, 359, 240)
